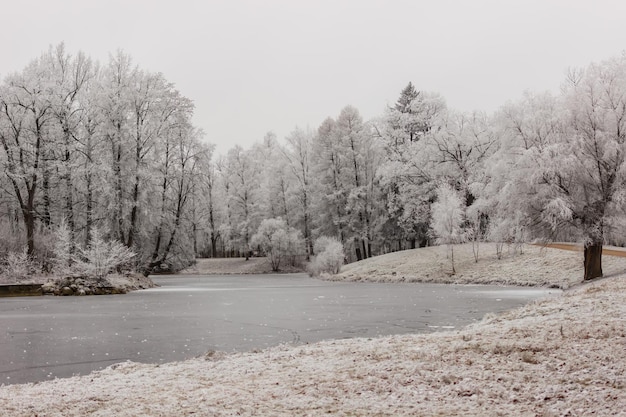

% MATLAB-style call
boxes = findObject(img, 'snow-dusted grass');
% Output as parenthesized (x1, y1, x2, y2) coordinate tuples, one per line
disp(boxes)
(181, 257, 304, 275)
(330, 243, 626, 289)
(1, 274, 625, 416)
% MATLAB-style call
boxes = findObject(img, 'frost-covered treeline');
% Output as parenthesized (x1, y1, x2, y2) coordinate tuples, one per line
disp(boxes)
(0, 44, 210, 275)
(205, 55, 626, 280)
(1, 45, 625, 280)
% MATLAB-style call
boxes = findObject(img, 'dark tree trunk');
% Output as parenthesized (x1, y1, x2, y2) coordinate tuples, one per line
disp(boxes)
(85, 171, 93, 246)
(113, 139, 125, 244)
(303, 192, 312, 259)
(127, 174, 140, 248)
(354, 238, 363, 261)
(584, 243, 603, 280)
(144, 176, 188, 276)
(210, 235, 218, 258)
(62, 122, 76, 253)
(41, 163, 51, 228)
(23, 208, 35, 256)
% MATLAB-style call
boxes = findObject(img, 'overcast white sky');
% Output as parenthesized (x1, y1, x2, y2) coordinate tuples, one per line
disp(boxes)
(1, 0, 625, 154)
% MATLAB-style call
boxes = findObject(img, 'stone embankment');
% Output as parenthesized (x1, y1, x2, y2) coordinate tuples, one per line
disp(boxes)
(42, 274, 157, 296)
(41, 277, 127, 296)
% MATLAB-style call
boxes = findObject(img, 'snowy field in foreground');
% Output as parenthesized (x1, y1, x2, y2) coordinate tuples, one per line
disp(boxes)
(1, 270, 625, 415)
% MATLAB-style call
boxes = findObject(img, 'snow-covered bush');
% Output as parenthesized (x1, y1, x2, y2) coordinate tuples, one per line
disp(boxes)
(72, 229, 136, 279)
(2, 247, 37, 281)
(52, 221, 72, 272)
(0, 222, 25, 259)
(284, 228, 305, 267)
(307, 236, 344, 277)
(251, 218, 304, 271)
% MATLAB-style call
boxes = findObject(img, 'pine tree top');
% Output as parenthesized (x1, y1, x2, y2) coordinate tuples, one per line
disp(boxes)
(395, 82, 419, 113)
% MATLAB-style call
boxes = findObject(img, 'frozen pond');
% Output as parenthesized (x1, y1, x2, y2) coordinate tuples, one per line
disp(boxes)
(0, 273, 558, 385)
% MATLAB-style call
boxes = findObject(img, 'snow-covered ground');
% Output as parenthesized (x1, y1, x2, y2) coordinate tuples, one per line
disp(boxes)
(1, 244, 625, 416)
(330, 243, 626, 289)
(181, 257, 303, 275)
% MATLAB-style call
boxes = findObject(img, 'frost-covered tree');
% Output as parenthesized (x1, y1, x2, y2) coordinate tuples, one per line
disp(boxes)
(431, 111, 496, 202)
(99, 50, 136, 247)
(0, 45, 204, 272)
(311, 117, 348, 243)
(307, 236, 344, 276)
(388, 82, 437, 146)
(376, 88, 448, 251)
(0, 52, 55, 256)
(250, 218, 303, 271)
(335, 106, 382, 260)
(474, 91, 559, 258)
(282, 127, 314, 258)
(430, 183, 466, 274)
(551, 57, 626, 279)
(479, 55, 626, 280)
(46, 45, 94, 250)
(222, 145, 261, 259)
(192, 142, 222, 258)
(255, 132, 293, 224)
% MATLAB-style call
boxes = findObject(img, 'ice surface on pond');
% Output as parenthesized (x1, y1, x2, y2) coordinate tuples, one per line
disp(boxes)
(0, 273, 554, 385)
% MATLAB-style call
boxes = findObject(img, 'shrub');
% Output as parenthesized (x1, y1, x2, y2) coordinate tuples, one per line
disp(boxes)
(52, 221, 73, 273)
(251, 218, 304, 271)
(307, 236, 344, 277)
(2, 247, 38, 282)
(72, 229, 136, 279)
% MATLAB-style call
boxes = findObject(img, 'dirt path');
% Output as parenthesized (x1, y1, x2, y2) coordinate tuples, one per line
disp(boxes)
(534, 242, 626, 257)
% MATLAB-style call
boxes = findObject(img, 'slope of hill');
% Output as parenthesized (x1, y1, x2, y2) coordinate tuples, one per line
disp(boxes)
(329, 243, 626, 289)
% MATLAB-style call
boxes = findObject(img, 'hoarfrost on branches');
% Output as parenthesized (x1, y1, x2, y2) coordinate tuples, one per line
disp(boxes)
(307, 236, 344, 276)
(430, 183, 466, 273)
(250, 218, 303, 271)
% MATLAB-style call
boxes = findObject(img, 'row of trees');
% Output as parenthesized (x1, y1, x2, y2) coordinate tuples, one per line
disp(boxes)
(1, 45, 624, 280)
(0, 44, 210, 275)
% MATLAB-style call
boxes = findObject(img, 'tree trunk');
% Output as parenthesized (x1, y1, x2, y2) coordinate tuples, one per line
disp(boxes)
(85, 170, 93, 246)
(23, 208, 35, 256)
(584, 243, 603, 280)
(62, 122, 76, 252)
(450, 245, 456, 275)
(41, 162, 51, 228)
(354, 237, 363, 261)
(113, 138, 125, 244)
(210, 235, 218, 258)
